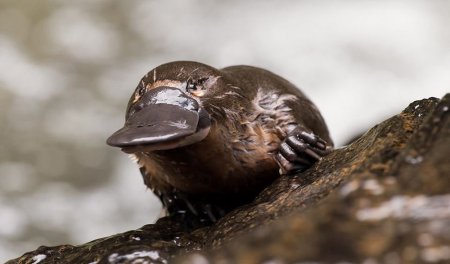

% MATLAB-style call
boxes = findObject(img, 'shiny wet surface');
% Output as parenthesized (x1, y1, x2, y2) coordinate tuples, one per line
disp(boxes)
(1, 1, 450, 262)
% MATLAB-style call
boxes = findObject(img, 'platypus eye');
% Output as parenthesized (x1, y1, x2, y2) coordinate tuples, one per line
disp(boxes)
(186, 78, 208, 97)
(186, 80, 198, 91)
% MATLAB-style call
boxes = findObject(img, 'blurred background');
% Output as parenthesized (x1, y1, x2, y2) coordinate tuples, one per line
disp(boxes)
(0, 0, 449, 261)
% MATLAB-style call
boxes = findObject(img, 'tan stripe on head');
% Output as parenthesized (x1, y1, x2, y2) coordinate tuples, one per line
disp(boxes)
(146, 80, 184, 90)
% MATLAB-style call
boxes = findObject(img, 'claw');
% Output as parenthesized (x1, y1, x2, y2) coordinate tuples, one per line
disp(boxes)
(276, 153, 291, 174)
(315, 141, 326, 150)
(304, 148, 322, 161)
(279, 143, 298, 162)
(298, 131, 317, 144)
(286, 136, 307, 152)
(276, 127, 333, 175)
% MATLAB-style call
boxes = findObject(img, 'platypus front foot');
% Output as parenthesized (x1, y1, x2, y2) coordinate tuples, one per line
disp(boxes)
(275, 127, 333, 175)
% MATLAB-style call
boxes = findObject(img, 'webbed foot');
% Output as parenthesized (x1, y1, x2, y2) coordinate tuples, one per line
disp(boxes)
(276, 127, 333, 175)
(159, 191, 240, 228)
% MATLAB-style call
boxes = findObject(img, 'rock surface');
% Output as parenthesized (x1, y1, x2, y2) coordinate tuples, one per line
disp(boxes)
(8, 94, 449, 264)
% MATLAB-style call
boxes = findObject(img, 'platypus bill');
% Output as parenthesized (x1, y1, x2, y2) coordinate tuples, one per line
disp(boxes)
(107, 61, 333, 224)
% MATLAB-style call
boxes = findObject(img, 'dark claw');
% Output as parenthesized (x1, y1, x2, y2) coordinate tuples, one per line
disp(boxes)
(276, 127, 333, 175)
(298, 131, 317, 144)
(286, 136, 307, 153)
(176, 192, 199, 216)
(304, 148, 322, 161)
(299, 131, 328, 150)
(276, 153, 309, 175)
(204, 204, 217, 223)
(159, 190, 234, 227)
(315, 141, 326, 150)
(279, 143, 299, 162)
(276, 153, 294, 174)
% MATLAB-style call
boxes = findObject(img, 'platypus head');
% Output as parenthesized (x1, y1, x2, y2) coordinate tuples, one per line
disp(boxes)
(107, 61, 229, 153)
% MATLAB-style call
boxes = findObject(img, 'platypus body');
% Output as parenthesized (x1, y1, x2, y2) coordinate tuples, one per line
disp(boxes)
(107, 61, 333, 223)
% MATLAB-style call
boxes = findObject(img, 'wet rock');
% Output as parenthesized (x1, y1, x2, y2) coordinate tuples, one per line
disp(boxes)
(8, 94, 449, 264)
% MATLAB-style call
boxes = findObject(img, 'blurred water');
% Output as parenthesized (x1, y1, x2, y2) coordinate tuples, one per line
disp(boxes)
(0, 0, 449, 261)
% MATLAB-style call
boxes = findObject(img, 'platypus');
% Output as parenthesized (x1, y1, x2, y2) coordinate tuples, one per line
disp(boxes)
(107, 61, 333, 223)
